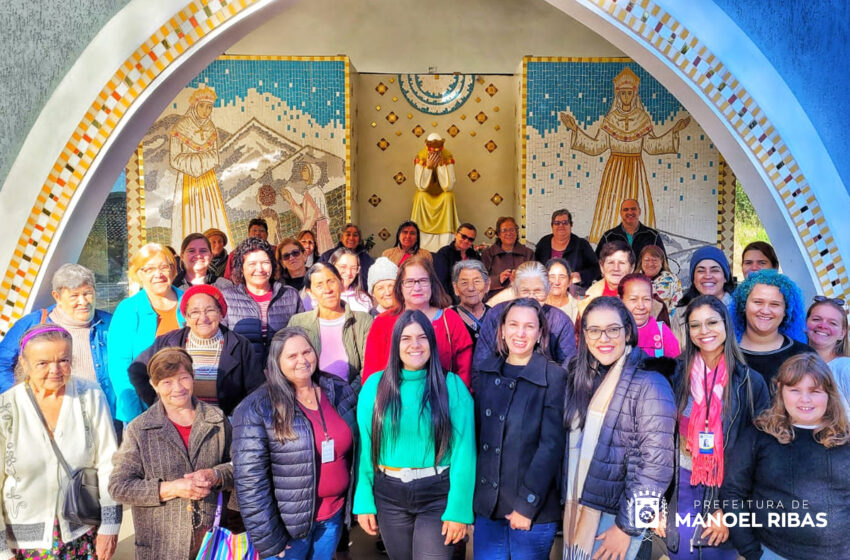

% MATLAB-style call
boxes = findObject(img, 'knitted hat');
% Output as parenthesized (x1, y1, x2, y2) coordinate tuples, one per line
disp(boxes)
(203, 228, 228, 246)
(367, 257, 399, 294)
(689, 246, 730, 281)
(181, 284, 227, 318)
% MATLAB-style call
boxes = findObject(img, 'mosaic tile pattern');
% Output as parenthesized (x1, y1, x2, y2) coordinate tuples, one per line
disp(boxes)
(125, 144, 146, 257)
(717, 156, 736, 263)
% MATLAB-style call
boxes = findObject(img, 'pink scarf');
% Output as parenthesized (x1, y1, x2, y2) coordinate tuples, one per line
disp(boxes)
(686, 354, 727, 487)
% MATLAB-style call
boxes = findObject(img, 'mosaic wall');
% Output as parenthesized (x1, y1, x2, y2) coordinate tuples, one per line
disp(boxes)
(138, 55, 350, 254)
(523, 57, 719, 265)
(357, 74, 516, 254)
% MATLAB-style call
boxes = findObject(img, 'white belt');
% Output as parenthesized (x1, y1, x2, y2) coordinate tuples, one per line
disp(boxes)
(378, 465, 448, 483)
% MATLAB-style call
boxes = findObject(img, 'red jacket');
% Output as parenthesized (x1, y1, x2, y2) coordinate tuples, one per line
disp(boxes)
(362, 308, 473, 388)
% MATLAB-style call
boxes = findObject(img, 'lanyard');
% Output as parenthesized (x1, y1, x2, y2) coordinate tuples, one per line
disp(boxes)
(703, 362, 719, 432)
(300, 386, 330, 441)
(457, 305, 484, 331)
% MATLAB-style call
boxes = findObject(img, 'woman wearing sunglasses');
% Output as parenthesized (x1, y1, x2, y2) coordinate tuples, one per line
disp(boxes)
(277, 238, 309, 291)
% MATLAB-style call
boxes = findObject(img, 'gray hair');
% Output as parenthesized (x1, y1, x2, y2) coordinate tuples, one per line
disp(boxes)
(512, 261, 550, 296)
(451, 260, 489, 286)
(52, 263, 95, 293)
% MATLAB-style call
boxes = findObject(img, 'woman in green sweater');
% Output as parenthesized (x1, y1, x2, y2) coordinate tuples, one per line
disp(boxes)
(354, 309, 476, 560)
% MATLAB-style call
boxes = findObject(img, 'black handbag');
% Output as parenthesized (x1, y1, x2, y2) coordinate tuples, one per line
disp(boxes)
(26, 384, 101, 526)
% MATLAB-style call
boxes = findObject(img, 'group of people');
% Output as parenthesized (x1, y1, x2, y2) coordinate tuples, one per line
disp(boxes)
(0, 202, 847, 560)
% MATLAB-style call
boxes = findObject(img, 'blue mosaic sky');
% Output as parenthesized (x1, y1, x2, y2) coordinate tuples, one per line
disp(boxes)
(185, 59, 346, 128)
(527, 61, 683, 136)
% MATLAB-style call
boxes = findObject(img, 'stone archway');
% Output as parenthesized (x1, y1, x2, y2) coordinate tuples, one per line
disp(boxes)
(0, 0, 845, 334)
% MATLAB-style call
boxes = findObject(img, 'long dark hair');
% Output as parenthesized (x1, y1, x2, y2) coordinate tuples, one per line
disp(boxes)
(265, 327, 321, 442)
(393, 220, 421, 254)
(495, 298, 550, 358)
(371, 310, 452, 469)
(564, 296, 637, 430)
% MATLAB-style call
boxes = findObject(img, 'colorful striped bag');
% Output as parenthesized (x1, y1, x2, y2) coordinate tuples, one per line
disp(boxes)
(195, 493, 260, 560)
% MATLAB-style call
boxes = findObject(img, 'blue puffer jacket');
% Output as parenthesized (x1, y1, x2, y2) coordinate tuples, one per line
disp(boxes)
(563, 346, 676, 536)
(219, 282, 303, 363)
(231, 374, 357, 558)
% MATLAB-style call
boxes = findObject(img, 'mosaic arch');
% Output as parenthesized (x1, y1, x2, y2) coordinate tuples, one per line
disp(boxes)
(0, 0, 846, 335)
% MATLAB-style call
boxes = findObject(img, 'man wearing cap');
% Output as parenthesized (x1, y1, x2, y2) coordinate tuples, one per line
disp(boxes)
(412, 133, 460, 252)
(595, 198, 666, 261)
(204, 227, 229, 279)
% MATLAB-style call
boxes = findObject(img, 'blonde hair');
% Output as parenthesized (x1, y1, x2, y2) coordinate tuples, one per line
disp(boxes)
(128, 243, 178, 284)
(755, 353, 850, 448)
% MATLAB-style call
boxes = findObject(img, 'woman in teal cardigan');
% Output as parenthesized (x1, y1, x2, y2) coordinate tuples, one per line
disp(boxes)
(354, 309, 476, 560)
(108, 243, 185, 423)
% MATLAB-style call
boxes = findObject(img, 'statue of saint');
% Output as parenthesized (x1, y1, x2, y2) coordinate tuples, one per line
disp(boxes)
(412, 133, 460, 252)
(560, 67, 690, 242)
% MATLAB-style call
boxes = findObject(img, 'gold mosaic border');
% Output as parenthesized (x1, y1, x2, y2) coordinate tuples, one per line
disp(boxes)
(717, 155, 736, 263)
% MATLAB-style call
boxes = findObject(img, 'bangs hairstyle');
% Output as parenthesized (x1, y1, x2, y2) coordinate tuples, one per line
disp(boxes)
(15, 325, 72, 382)
(394, 221, 421, 254)
(565, 296, 637, 430)
(617, 272, 652, 298)
(304, 261, 343, 291)
(495, 298, 550, 358)
(676, 295, 747, 416)
(371, 310, 452, 469)
(731, 269, 807, 342)
(392, 255, 452, 313)
(148, 347, 194, 385)
(599, 239, 635, 266)
(636, 245, 670, 275)
(755, 353, 850, 448)
(128, 243, 178, 284)
(806, 299, 849, 358)
(265, 327, 321, 442)
(230, 237, 278, 286)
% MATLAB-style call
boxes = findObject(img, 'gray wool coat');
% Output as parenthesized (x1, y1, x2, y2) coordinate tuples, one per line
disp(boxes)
(109, 399, 234, 560)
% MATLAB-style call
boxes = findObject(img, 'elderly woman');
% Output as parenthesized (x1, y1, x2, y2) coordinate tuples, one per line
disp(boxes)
(110, 347, 234, 560)
(0, 325, 121, 559)
(474, 261, 577, 369)
(232, 328, 357, 560)
(288, 263, 373, 392)
(173, 233, 230, 289)
(320, 223, 375, 287)
(546, 257, 580, 323)
(534, 208, 599, 288)
(220, 237, 303, 364)
(619, 273, 680, 358)
(277, 237, 309, 291)
(204, 227, 229, 279)
(636, 245, 682, 313)
(481, 216, 534, 300)
(382, 220, 433, 266)
(367, 256, 398, 315)
(127, 285, 263, 416)
(451, 260, 491, 352)
(109, 243, 185, 423)
(578, 239, 635, 316)
(0, 263, 115, 414)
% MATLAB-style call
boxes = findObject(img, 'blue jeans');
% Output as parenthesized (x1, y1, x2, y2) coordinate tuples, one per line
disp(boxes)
(590, 513, 644, 560)
(760, 547, 788, 560)
(264, 509, 343, 560)
(473, 515, 557, 560)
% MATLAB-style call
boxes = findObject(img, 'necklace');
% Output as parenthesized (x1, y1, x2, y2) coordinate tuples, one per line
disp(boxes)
(297, 384, 317, 406)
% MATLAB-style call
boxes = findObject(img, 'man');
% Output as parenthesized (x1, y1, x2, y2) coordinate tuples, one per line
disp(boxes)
(433, 223, 481, 302)
(595, 198, 665, 260)
(320, 223, 375, 287)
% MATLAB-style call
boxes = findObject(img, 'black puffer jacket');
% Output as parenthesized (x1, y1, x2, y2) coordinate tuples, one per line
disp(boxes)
(231, 374, 357, 558)
(562, 346, 676, 535)
(220, 282, 303, 362)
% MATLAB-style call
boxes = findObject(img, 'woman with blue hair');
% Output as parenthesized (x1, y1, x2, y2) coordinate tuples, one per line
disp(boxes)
(731, 269, 813, 390)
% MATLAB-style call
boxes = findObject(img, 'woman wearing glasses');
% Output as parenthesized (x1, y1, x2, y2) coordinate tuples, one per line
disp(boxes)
(533, 208, 599, 289)
(481, 217, 534, 300)
(562, 296, 675, 560)
(329, 248, 374, 313)
(362, 256, 473, 388)
(276, 237, 309, 291)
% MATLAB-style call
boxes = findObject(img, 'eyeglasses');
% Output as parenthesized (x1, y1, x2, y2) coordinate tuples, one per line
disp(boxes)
(402, 278, 430, 289)
(688, 318, 724, 331)
(552, 220, 571, 227)
(280, 249, 302, 260)
(813, 295, 845, 306)
(139, 264, 171, 275)
(518, 288, 547, 298)
(458, 233, 476, 243)
(584, 325, 625, 340)
(186, 307, 220, 320)
(498, 227, 518, 234)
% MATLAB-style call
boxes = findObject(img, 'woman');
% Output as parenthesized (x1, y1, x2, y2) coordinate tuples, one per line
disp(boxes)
(534, 208, 599, 288)
(562, 297, 675, 560)
(110, 348, 234, 559)
(367, 257, 399, 315)
(0, 263, 115, 415)
(220, 237, 304, 364)
(204, 227, 229, 279)
(109, 243, 185, 423)
(472, 299, 566, 558)
(172, 233, 218, 289)
(298, 229, 320, 268)
(232, 328, 357, 560)
(481, 216, 534, 300)
(452, 260, 491, 353)
(0, 325, 120, 559)
(636, 245, 683, 313)
(382, 220, 433, 266)
(619, 273, 680, 358)
(276, 237, 309, 290)
(546, 257, 579, 323)
(656, 295, 769, 559)
(806, 296, 850, 404)
(288, 263, 373, 392)
(577, 239, 635, 315)
(731, 269, 812, 389)
(354, 310, 475, 560)
(741, 241, 779, 278)
(329, 248, 374, 313)
(363, 256, 473, 387)
(672, 246, 736, 349)
(721, 354, 850, 560)
(127, 285, 264, 416)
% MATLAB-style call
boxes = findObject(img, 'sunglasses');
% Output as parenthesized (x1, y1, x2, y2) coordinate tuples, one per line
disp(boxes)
(280, 249, 302, 260)
(813, 295, 845, 306)
(552, 220, 571, 227)
(459, 233, 476, 243)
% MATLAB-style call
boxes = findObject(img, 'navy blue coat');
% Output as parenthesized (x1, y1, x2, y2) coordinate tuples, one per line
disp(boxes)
(231, 374, 357, 558)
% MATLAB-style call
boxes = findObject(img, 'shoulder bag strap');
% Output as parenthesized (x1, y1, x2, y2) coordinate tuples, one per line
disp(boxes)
(442, 311, 451, 350)
(40, 308, 48, 324)
(25, 383, 74, 478)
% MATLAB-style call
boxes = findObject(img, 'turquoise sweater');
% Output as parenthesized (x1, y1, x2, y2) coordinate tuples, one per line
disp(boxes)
(353, 369, 476, 523)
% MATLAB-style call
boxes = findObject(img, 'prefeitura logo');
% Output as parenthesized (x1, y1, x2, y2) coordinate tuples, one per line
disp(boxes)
(627, 489, 668, 529)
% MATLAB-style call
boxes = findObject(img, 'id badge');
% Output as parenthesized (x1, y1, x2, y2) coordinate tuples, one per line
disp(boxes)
(698, 431, 715, 455)
(321, 438, 335, 463)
